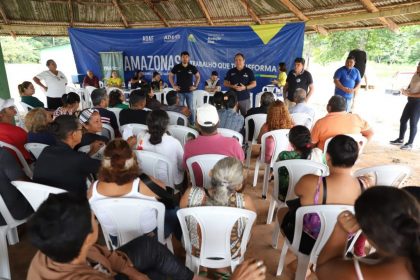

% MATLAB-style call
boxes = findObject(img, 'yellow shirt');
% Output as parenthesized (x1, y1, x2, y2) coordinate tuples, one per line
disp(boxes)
(107, 77, 122, 88)
(278, 72, 287, 87)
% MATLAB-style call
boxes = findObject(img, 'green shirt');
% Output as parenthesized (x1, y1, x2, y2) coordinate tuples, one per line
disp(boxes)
(276, 151, 301, 201)
(21, 96, 44, 108)
(112, 103, 129, 110)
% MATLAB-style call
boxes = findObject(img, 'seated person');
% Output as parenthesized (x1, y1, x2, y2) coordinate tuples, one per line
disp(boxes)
(205, 71, 221, 94)
(151, 71, 164, 91)
(119, 89, 150, 126)
(257, 100, 294, 163)
(0, 98, 31, 161)
(130, 70, 147, 89)
(180, 157, 256, 268)
(53, 92, 80, 119)
(91, 88, 120, 136)
(245, 91, 274, 117)
(18, 81, 45, 108)
(106, 70, 123, 88)
(142, 84, 162, 110)
(82, 70, 100, 88)
(88, 139, 181, 242)
(288, 88, 315, 120)
(317, 187, 419, 280)
(24, 108, 56, 146)
(218, 91, 244, 133)
(311, 95, 374, 150)
(183, 104, 244, 187)
(277, 135, 372, 257)
(212, 91, 224, 110)
(0, 147, 33, 226)
(75, 108, 109, 152)
(108, 89, 129, 109)
(275, 125, 324, 201)
(33, 115, 102, 197)
(27, 192, 195, 280)
(164, 90, 191, 118)
(138, 110, 185, 190)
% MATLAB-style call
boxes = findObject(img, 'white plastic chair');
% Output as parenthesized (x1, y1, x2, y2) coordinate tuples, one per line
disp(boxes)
(291, 113, 313, 129)
(253, 129, 290, 199)
(276, 205, 354, 279)
(324, 134, 368, 154)
(167, 125, 199, 147)
(177, 206, 256, 273)
(244, 114, 267, 168)
(0, 141, 33, 179)
(101, 123, 115, 140)
(24, 143, 48, 159)
(108, 107, 122, 126)
(353, 164, 411, 187)
(0, 194, 27, 279)
(262, 85, 282, 94)
(65, 85, 77, 94)
(162, 87, 175, 105)
(193, 90, 210, 108)
(77, 145, 105, 161)
(134, 150, 175, 190)
(90, 197, 172, 252)
(186, 154, 227, 188)
(254, 91, 275, 108)
(106, 87, 120, 95)
(19, 102, 34, 113)
(167, 111, 188, 126)
(120, 123, 148, 136)
(271, 160, 328, 246)
(11, 181, 66, 211)
(217, 128, 243, 145)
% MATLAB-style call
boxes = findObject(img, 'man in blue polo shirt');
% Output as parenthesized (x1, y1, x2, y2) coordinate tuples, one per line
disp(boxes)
(169, 51, 200, 124)
(224, 53, 257, 116)
(334, 56, 362, 112)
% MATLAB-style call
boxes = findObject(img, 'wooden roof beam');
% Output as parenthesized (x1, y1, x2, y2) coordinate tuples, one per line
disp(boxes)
(67, 0, 74, 27)
(239, 0, 262, 25)
(144, 1, 170, 27)
(279, 0, 328, 35)
(112, 0, 129, 28)
(0, 2, 10, 24)
(358, 0, 398, 31)
(307, 5, 420, 26)
(196, 0, 214, 26)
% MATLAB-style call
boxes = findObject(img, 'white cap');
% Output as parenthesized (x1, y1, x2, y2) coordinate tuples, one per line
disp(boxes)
(196, 104, 219, 127)
(0, 98, 15, 111)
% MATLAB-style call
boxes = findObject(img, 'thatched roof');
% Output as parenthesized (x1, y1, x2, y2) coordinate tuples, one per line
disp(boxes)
(0, 0, 419, 36)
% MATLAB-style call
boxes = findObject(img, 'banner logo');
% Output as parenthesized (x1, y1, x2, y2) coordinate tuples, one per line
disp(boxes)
(164, 34, 181, 42)
(142, 35, 154, 43)
(188, 34, 196, 43)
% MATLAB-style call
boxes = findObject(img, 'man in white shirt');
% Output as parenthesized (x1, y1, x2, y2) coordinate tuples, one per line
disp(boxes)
(33, 59, 68, 109)
(288, 88, 315, 120)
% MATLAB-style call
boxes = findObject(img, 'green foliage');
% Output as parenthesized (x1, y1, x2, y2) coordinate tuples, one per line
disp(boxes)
(304, 26, 420, 65)
(0, 36, 70, 64)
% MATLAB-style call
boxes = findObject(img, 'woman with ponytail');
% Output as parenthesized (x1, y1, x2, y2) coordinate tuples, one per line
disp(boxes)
(317, 186, 420, 280)
(53, 92, 80, 119)
(180, 157, 256, 266)
(88, 139, 181, 243)
(18, 81, 45, 108)
(275, 125, 324, 201)
(138, 109, 185, 190)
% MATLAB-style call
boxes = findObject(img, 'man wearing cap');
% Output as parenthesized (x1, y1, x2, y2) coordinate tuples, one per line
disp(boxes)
(333, 56, 362, 112)
(390, 62, 420, 150)
(169, 51, 200, 124)
(183, 104, 244, 187)
(0, 98, 31, 161)
(224, 53, 257, 116)
(33, 59, 68, 110)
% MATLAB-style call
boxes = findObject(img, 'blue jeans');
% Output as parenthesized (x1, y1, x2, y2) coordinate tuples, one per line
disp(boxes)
(178, 92, 194, 124)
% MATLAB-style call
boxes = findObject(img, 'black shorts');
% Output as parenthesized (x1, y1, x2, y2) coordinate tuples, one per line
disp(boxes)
(281, 209, 316, 255)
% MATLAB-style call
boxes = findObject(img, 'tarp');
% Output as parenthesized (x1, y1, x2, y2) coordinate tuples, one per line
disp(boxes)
(68, 23, 304, 94)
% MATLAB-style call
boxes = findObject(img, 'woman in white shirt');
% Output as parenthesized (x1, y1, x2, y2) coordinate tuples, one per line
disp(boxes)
(33, 59, 68, 110)
(138, 109, 186, 190)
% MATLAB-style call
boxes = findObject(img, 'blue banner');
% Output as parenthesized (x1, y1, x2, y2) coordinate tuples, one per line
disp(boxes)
(68, 23, 304, 94)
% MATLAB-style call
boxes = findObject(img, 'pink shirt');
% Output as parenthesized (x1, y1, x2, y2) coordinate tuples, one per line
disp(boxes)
(183, 133, 245, 187)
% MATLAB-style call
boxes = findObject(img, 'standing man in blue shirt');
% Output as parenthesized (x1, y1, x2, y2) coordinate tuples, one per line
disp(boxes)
(224, 53, 257, 116)
(169, 51, 200, 124)
(334, 56, 361, 112)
